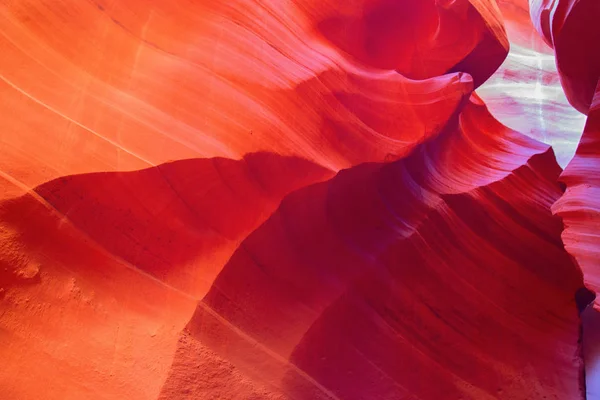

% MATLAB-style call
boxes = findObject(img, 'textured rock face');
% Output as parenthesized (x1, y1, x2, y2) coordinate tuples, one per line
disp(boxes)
(525, 3, 600, 394)
(529, 0, 600, 313)
(165, 98, 585, 399)
(0, 0, 598, 399)
(553, 84, 600, 309)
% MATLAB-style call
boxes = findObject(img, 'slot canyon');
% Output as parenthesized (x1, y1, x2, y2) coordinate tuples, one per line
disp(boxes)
(0, 0, 599, 399)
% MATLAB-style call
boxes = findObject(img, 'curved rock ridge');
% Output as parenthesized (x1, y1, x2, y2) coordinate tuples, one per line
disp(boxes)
(529, 0, 600, 113)
(0, 0, 497, 201)
(2, 153, 335, 298)
(305, 0, 508, 85)
(553, 82, 600, 309)
(477, 0, 587, 167)
(161, 97, 586, 400)
(0, 152, 334, 399)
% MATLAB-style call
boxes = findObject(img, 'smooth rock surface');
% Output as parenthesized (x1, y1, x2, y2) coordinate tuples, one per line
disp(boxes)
(0, 1, 597, 399)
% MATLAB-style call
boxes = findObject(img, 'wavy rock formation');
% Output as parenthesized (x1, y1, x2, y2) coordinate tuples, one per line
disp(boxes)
(160, 97, 586, 399)
(306, 0, 508, 85)
(553, 84, 600, 308)
(0, 0, 598, 399)
(526, 1, 600, 396)
(0, 0, 492, 201)
(528, 0, 600, 303)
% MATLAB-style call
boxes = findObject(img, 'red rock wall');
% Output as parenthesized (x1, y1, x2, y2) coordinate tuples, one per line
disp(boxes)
(553, 84, 600, 309)
(170, 98, 585, 399)
(0, 0, 598, 399)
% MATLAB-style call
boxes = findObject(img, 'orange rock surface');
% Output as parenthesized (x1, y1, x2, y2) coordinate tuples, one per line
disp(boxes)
(0, 0, 598, 399)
